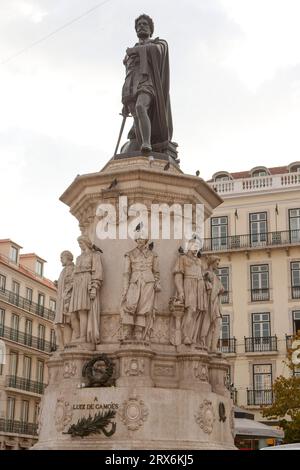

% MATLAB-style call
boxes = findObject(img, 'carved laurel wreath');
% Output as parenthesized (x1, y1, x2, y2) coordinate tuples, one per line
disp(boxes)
(66, 410, 116, 438)
(82, 354, 114, 387)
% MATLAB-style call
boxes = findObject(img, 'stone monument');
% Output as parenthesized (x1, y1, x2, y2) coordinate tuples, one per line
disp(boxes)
(33, 14, 235, 450)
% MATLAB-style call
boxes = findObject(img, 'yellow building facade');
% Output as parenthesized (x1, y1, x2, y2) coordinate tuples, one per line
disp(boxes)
(0, 239, 56, 449)
(204, 163, 300, 422)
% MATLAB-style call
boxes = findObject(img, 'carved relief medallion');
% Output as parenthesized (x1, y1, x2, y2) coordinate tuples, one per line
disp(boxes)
(63, 361, 77, 378)
(193, 362, 209, 382)
(54, 398, 73, 431)
(119, 394, 149, 431)
(124, 358, 145, 376)
(194, 399, 216, 434)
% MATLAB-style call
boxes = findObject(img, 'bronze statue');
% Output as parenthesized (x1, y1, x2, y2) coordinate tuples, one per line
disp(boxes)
(120, 14, 173, 156)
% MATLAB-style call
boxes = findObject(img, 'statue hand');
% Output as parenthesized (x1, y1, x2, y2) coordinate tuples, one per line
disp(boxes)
(89, 287, 96, 300)
(121, 105, 129, 117)
(178, 293, 185, 303)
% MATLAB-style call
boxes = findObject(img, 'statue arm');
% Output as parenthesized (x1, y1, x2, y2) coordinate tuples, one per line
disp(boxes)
(174, 256, 185, 301)
(122, 253, 131, 300)
(153, 253, 161, 292)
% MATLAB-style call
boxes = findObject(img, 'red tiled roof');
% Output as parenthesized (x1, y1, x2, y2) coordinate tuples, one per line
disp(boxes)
(0, 254, 56, 291)
(230, 166, 288, 179)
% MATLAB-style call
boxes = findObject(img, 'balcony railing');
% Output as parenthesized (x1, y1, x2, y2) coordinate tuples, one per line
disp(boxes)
(0, 288, 55, 321)
(0, 325, 53, 353)
(0, 418, 38, 436)
(218, 337, 236, 353)
(6, 375, 46, 395)
(202, 229, 300, 253)
(245, 336, 278, 352)
(251, 288, 270, 302)
(247, 389, 273, 406)
(292, 286, 300, 299)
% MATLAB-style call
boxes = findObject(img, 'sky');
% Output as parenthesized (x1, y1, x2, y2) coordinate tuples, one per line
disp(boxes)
(1, 0, 300, 280)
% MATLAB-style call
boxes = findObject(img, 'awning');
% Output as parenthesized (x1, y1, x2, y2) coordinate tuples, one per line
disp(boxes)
(235, 418, 284, 438)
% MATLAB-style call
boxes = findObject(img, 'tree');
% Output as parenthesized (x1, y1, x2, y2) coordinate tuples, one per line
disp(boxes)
(262, 335, 300, 443)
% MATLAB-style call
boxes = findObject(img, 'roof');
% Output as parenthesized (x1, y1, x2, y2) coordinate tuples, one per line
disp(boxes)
(20, 253, 47, 263)
(0, 253, 56, 291)
(0, 239, 23, 249)
(235, 418, 284, 438)
(230, 166, 288, 179)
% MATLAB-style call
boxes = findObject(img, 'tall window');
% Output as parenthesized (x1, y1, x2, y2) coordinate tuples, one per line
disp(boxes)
(34, 403, 40, 424)
(9, 351, 18, 376)
(253, 364, 272, 389)
(36, 260, 43, 277)
(24, 319, 32, 346)
(37, 293, 45, 314)
(249, 212, 267, 245)
(291, 262, 300, 299)
(20, 400, 29, 423)
(250, 265, 269, 301)
(50, 329, 56, 351)
(0, 274, 6, 292)
(7, 397, 15, 421)
(252, 313, 271, 337)
(293, 310, 300, 335)
(26, 288, 33, 303)
(0, 308, 5, 334)
(49, 299, 56, 312)
(38, 324, 45, 350)
(211, 216, 228, 250)
(10, 313, 19, 341)
(23, 356, 32, 380)
(289, 209, 300, 242)
(9, 246, 18, 263)
(36, 360, 44, 383)
(217, 267, 229, 303)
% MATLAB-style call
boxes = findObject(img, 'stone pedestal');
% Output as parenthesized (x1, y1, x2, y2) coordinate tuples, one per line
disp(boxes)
(33, 155, 235, 450)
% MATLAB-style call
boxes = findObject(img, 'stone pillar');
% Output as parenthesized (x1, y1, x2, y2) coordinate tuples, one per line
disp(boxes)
(177, 347, 211, 392)
(209, 353, 230, 396)
(116, 342, 155, 387)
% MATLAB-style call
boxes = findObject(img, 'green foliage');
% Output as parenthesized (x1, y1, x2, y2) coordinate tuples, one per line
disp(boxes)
(262, 372, 300, 443)
(66, 410, 116, 438)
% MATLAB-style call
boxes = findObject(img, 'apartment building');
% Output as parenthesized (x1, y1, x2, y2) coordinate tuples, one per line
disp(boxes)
(0, 239, 56, 449)
(203, 162, 300, 422)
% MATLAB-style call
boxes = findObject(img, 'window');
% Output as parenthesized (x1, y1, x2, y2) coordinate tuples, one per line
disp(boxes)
(37, 293, 45, 314)
(9, 351, 18, 376)
(9, 246, 18, 263)
(291, 262, 300, 299)
(252, 170, 267, 177)
(50, 329, 56, 350)
(24, 319, 32, 346)
(49, 299, 56, 312)
(293, 311, 300, 335)
(250, 265, 269, 301)
(20, 400, 29, 423)
(7, 397, 15, 421)
(36, 360, 44, 383)
(34, 403, 40, 424)
(36, 260, 43, 277)
(252, 364, 273, 405)
(221, 315, 230, 339)
(26, 288, 33, 303)
(11, 281, 20, 306)
(249, 212, 267, 245)
(10, 313, 19, 341)
(0, 274, 6, 292)
(289, 209, 300, 242)
(0, 308, 5, 334)
(211, 216, 228, 250)
(252, 313, 271, 337)
(38, 324, 45, 350)
(215, 175, 230, 181)
(23, 356, 32, 380)
(217, 267, 229, 303)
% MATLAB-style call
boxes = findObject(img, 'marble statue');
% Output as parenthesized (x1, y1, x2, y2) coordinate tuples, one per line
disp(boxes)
(121, 236, 161, 340)
(54, 251, 75, 350)
(205, 256, 224, 352)
(69, 236, 103, 344)
(173, 240, 210, 346)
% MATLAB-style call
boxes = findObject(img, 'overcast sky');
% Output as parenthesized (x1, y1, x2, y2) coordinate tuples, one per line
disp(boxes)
(1, 0, 300, 280)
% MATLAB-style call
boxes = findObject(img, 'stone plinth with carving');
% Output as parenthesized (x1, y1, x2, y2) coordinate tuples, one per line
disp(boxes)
(33, 155, 235, 450)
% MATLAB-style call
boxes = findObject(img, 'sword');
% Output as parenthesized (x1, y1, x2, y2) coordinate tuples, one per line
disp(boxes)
(114, 114, 127, 157)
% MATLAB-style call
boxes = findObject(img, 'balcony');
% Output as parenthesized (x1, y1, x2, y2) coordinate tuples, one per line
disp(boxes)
(209, 172, 300, 196)
(218, 337, 236, 353)
(6, 375, 46, 395)
(292, 286, 300, 299)
(247, 389, 273, 406)
(0, 418, 38, 436)
(0, 325, 53, 353)
(202, 229, 300, 254)
(251, 288, 270, 302)
(0, 288, 55, 321)
(245, 336, 278, 353)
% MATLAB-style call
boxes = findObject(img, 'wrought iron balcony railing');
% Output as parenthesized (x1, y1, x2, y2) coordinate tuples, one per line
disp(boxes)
(292, 286, 300, 299)
(245, 336, 278, 352)
(6, 375, 46, 395)
(218, 337, 236, 353)
(251, 288, 270, 302)
(247, 389, 273, 406)
(0, 287, 55, 321)
(0, 418, 38, 436)
(202, 229, 300, 253)
(0, 325, 53, 353)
